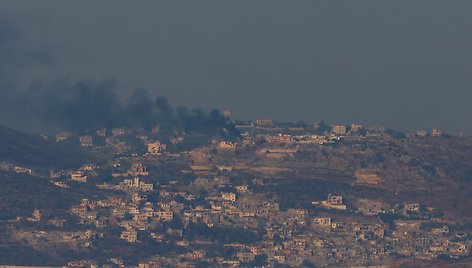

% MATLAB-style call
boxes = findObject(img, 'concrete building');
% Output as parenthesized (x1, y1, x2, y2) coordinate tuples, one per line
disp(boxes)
(331, 125, 347, 135)
(79, 135, 93, 147)
(351, 124, 363, 133)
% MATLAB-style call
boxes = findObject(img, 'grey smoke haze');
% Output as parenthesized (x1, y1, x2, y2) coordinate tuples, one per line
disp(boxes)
(5, 73, 238, 136)
(0, 1, 472, 134)
(0, 17, 237, 135)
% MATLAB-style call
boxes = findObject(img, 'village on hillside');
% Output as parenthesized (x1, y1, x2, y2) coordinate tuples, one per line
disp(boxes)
(1, 116, 471, 268)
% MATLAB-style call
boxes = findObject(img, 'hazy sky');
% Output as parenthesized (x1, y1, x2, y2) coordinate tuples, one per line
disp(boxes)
(1, 1, 472, 133)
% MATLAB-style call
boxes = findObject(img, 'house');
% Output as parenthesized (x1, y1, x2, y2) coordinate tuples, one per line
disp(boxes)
(355, 198, 389, 215)
(221, 260, 241, 266)
(431, 129, 443, 137)
(313, 194, 347, 210)
(404, 202, 421, 213)
(331, 124, 347, 135)
(255, 119, 273, 127)
(32, 209, 42, 222)
(250, 246, 264, 255)
(112, 128, 127, 137)
(14, 166, 32, 175)
(394, 220, 422, 232)
(327, 194, 344, 205)
(351, 124, 363, 133)
(70, 203, 89, 214)
(95, 219, 107, 228)
(236, 252, 256, 263)
(130, 163, 149, 176)
(265, 134, 294, 143)
(182, 250, 206, 261)
(150, 232, 165, 242)
(239, 212, 256, 218)
(49, 169, 66, 179)
(272, 255, 287, 264)
(55, 132, 73, 142)
(80, 164, 97, 171)
(95, 128, 107, 137)
(68, 260, 97, 267)
(235, 185, 249, 193)
(139, 182, 154, 192)
(222, 193, 237, 202)
(79, 135, 93, 147)
(160, 191, 178, 199)
(217, 165, 232, 172)
(219, 141, 237, 149)
(313, 217, 332, 227)
(368, 125, 387, 133)
(148, 141, 166, 155)
(53, 181, 70, 188)
(132, 193, 147, 203)
(133, 177, 142, 188)
(416, 130, 428, 137)
(122, 177, 153, 192)
(120, 229, 138, 243)
(156, 211, 174, 221)
(431, 225, 449, 235)
(70, 171, 88, 183)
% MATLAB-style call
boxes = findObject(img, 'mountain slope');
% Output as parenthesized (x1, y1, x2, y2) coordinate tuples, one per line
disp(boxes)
(0, 125, 86, 169)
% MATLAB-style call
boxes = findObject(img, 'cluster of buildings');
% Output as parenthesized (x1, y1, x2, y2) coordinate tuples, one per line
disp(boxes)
(0, 162, 33, 175)
(32, 169, 471, 267)
(2, 120, 465, 267)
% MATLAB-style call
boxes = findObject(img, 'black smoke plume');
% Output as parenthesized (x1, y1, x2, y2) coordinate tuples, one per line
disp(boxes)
(15, 78, 239, 138)
(0, 18, 238, 138)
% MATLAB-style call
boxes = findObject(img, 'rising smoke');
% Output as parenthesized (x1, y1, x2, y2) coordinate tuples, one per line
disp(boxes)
(0, 18, 238, 138)
(9, 75, 239, 138)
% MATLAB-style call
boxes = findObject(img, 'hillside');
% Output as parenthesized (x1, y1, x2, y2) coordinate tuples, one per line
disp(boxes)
(0, 125, 471, 266)
(0, 125, 87, 169)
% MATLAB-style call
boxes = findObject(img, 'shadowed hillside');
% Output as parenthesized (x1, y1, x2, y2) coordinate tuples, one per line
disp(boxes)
(0, 125, 87, 169)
